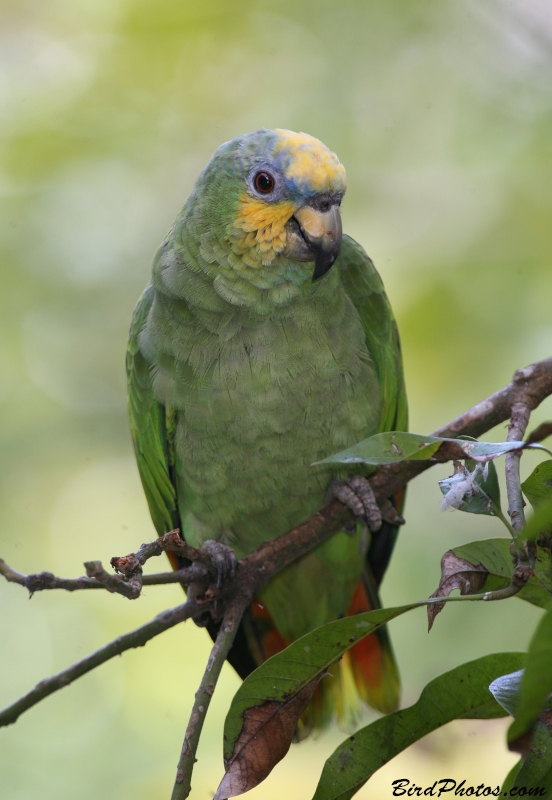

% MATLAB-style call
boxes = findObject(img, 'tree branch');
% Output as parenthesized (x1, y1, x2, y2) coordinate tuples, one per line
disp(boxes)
(0, 559, 208, 594)
(0, 532, 210, 599)
(171, 599, 247, 800)
(3, 358, 551, 604)
(505, 402, 531, 534)
(363, 356, 552, 519)
(1, 355, 551, 787)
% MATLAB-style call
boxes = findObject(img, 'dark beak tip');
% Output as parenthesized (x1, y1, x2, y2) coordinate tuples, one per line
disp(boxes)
(311, 251, 338, 281)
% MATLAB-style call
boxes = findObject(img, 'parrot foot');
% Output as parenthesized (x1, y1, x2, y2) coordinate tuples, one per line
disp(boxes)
(189, 539, 238, 627)
(329, 476, 404, 533)
(197, 539, 237, 589)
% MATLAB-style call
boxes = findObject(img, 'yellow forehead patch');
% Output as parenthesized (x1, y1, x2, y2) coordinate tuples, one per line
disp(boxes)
(274, 129, 347, 194)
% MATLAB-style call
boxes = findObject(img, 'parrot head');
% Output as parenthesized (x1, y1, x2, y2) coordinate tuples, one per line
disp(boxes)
(187, 129, 347, 290)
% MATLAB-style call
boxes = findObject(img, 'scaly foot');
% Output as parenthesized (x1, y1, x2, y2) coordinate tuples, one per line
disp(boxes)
(197, 539, 237, 589)
(328, 475, 404, 532)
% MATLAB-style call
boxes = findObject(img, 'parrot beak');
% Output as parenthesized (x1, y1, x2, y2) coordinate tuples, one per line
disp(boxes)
(283, 200, 343, 281)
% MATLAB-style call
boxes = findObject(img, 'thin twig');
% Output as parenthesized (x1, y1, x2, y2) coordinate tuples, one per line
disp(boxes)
(143, 568, 209, 586)
(505, 401, 531, 535)
(0, 558, 208, 596)
(0, 557, 141, 599)
(0, 529, 210, 599)
(0, 503, 352, 732)
(171, 600, 247, 800)
(0, 597, 205, 728)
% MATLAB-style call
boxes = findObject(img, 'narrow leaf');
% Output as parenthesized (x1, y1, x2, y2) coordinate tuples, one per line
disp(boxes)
(216, 604, 418, 799)
(311, 653, 524, 800)
(316, 431, 550, 467)
(214, 676, 322, 800)
(508, 606, 552, 752)
(314, 432, 444, 465)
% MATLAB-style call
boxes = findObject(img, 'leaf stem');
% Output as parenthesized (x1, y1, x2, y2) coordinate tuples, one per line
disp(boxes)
(424, 582, 523, 605)
(496, 509, 516, 537)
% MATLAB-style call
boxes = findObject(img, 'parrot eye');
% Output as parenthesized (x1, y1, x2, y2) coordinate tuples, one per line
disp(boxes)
(254, 171, 275, 194)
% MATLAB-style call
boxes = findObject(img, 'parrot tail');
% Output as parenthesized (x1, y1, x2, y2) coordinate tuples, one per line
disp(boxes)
(169, 542, 401, 736)
(242, 576, 400, 739)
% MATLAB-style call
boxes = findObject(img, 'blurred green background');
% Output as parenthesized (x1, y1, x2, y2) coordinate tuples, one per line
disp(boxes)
(1, 0, 551, 797)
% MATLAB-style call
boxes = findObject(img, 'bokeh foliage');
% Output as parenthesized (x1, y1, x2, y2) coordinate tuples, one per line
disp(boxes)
(1, 0, 551, 797)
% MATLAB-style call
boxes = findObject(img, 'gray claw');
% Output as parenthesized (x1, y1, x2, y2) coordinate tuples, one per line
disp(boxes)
(200, 540, 237, 589)
(329, 475, 383, 533)
(379, 497, 405, 526)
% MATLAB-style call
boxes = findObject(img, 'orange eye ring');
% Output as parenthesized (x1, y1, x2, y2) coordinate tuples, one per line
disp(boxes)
(254, 171, 275, 194)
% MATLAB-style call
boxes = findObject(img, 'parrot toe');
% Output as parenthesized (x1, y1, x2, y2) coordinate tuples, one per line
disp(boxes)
(199, 539, 238, 589)
(329, 475, 392, 533)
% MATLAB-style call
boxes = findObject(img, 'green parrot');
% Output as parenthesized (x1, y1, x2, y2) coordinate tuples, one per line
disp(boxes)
(127, 128, 408, 733)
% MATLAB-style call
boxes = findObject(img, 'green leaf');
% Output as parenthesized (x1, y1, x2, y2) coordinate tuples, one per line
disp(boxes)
(535, 541, 552, 596)
(509, 720, 552, 797)
(522, 495, 552, 542)
(452, 540, 552, 610)
(315, 431, 551, 466)
(501, 759, 522, 795)
(314, 432, 443, 465)
(215, 604, 418, 800)
(522, 460, 552, 509)
(450, 539, 512, 580)
(493, 666, 552, 797)
(428, 540, 552, 630)
(311, 653, 524, 800)
(508, 606, 552, 750)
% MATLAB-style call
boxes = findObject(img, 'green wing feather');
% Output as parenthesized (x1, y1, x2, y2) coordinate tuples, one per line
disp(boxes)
(328, 235, 407, 716)
(336, 234, 408, 436)
(337, 234, 408, 589)
(126, 284, 179, 536)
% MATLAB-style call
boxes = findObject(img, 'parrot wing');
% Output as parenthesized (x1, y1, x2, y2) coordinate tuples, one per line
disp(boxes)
(336, 234, 408, 436)
(126, 283, 179, 537)
(127, 284, 258, 678)
(297, 234, 408, 722)
(336, 233, 408, 586)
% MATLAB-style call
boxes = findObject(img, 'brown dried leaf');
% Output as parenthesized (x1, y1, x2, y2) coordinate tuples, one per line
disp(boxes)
(427, 552, 488, 631)
(214, 675, 323, 800)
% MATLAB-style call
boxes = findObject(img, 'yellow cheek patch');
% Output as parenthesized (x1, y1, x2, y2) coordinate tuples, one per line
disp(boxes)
(235, 196, 296, 233)
(234, 195, 297, 261)
(274, 129, 347, 194)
